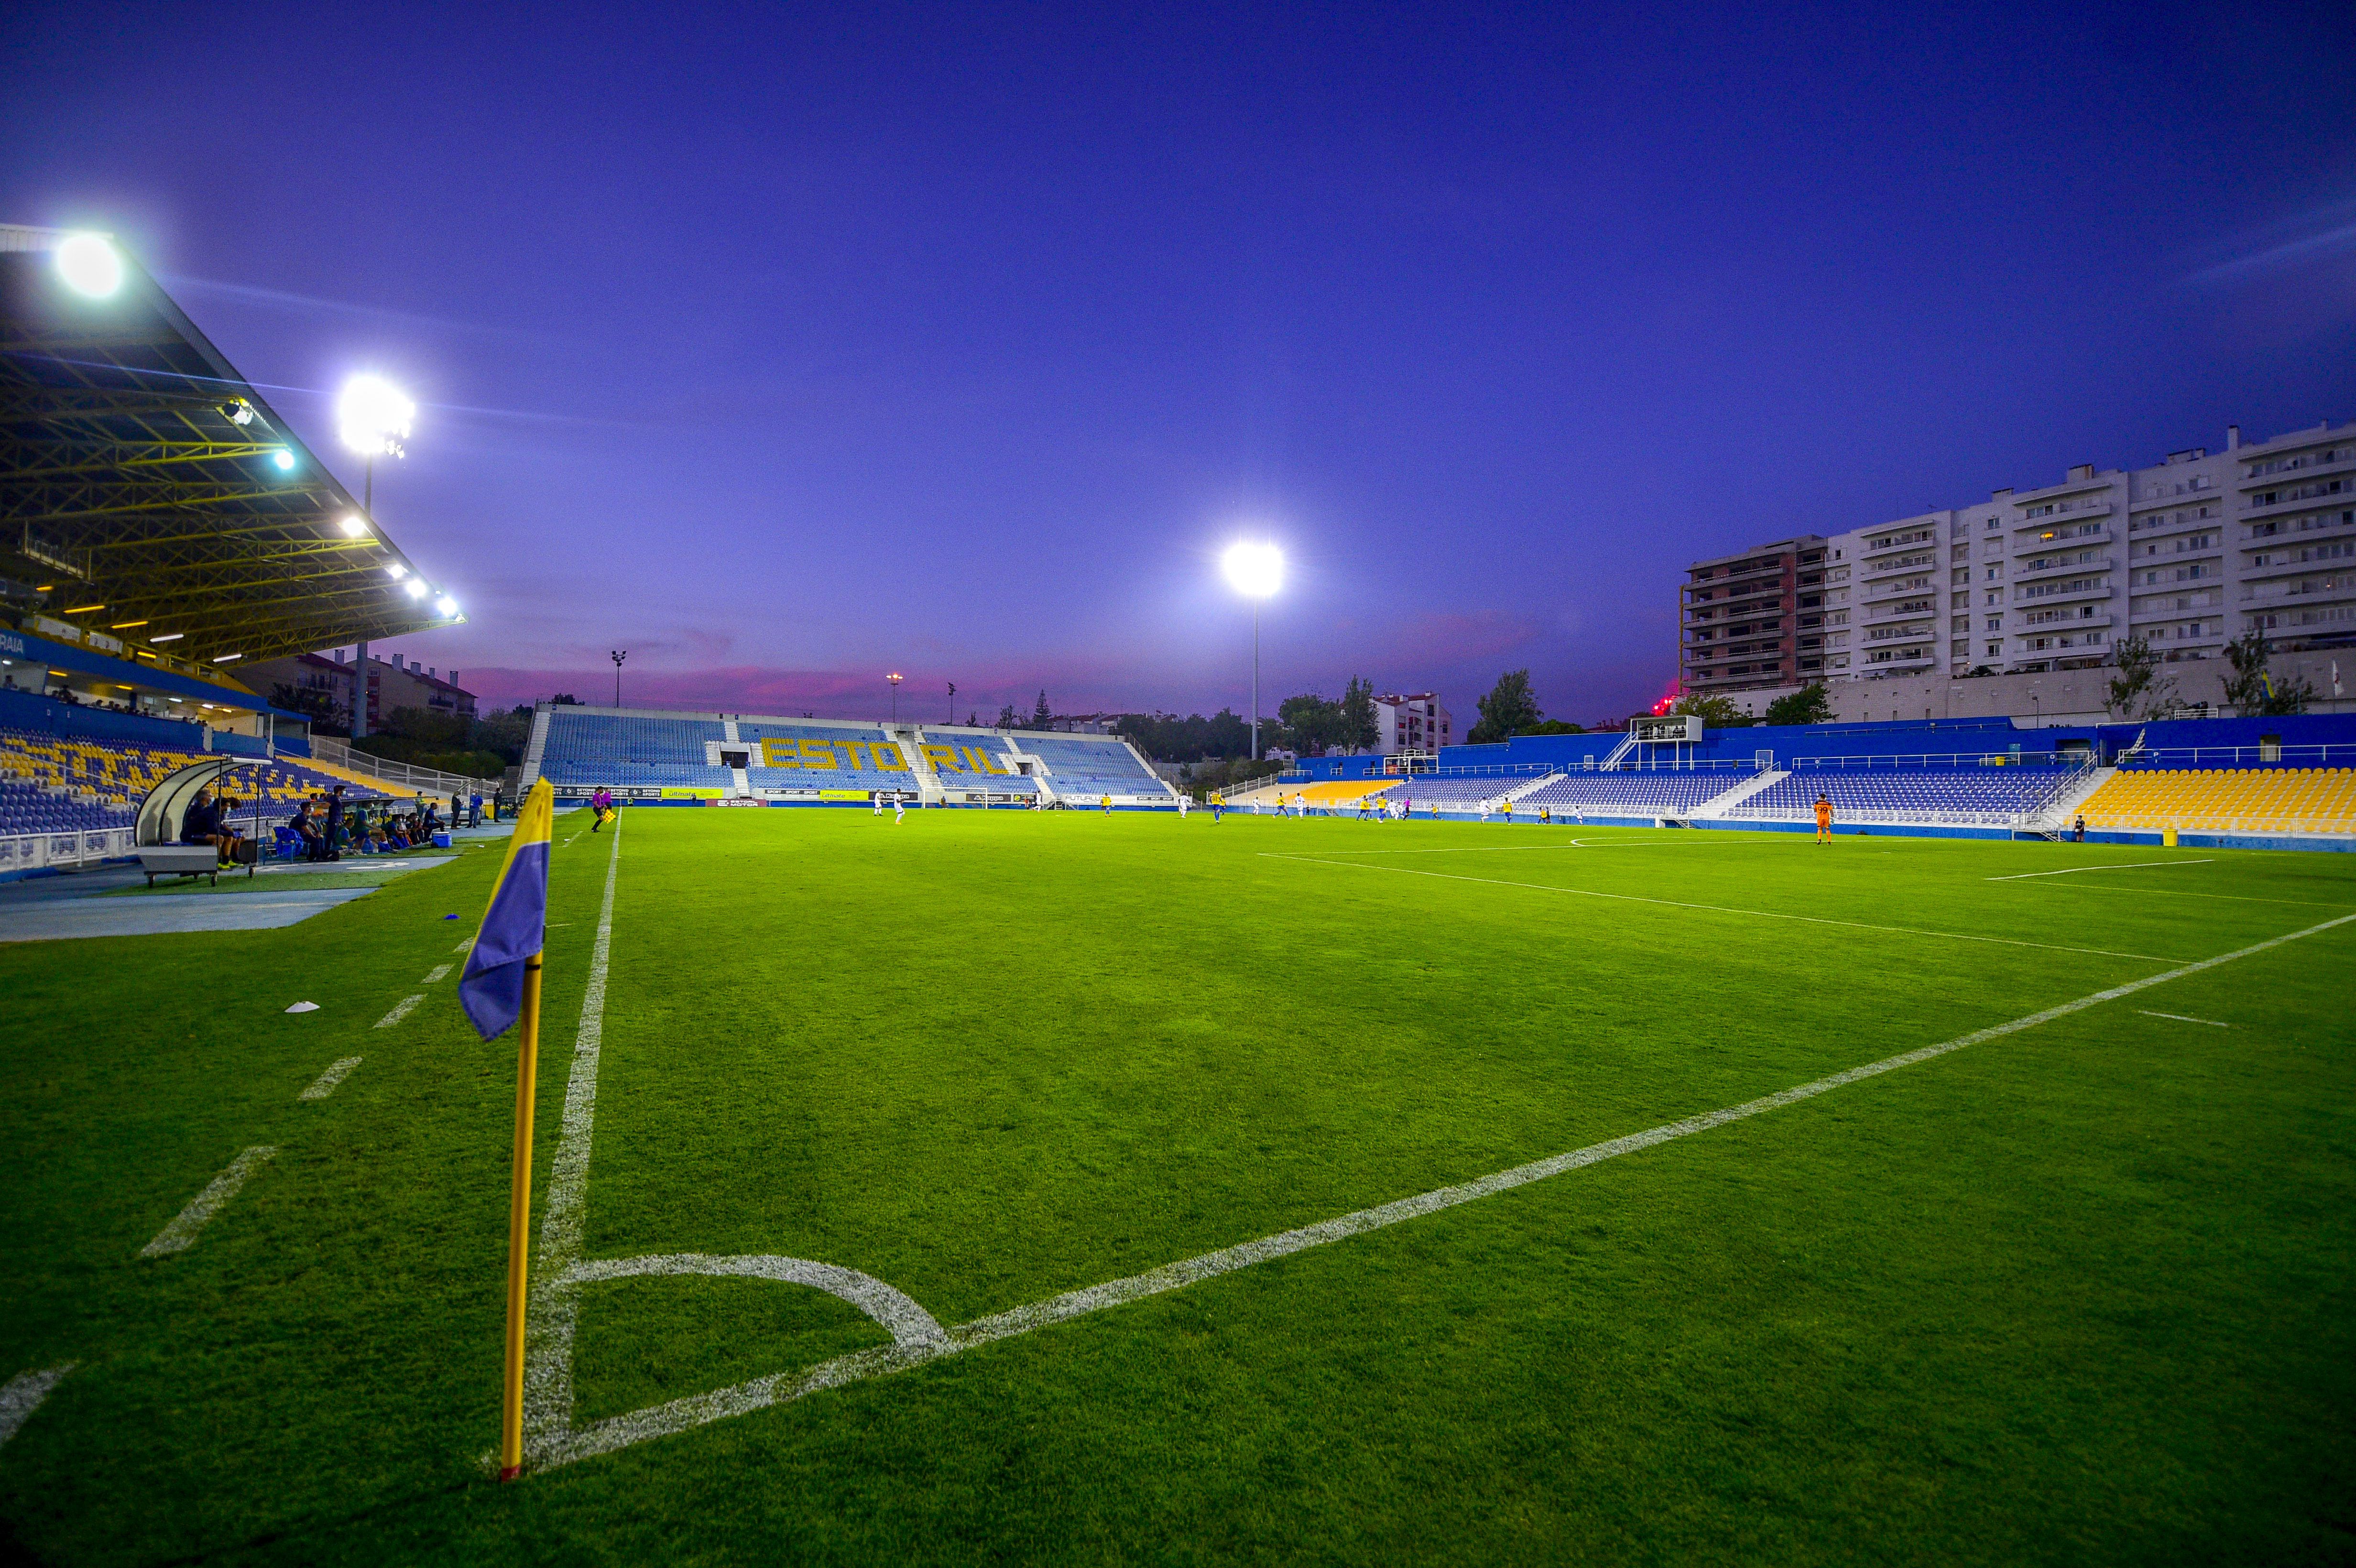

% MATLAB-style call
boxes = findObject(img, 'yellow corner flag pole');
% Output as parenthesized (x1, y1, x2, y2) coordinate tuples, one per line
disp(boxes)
(498, 953, 545, 1481)
(499, 951, 544, 1478)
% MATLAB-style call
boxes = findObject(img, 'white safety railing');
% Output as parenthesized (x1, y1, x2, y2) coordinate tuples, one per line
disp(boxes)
(307, 736, 497, 797)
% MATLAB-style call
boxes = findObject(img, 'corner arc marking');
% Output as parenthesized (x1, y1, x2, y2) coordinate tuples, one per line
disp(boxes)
(559, 1254, 948, 1349)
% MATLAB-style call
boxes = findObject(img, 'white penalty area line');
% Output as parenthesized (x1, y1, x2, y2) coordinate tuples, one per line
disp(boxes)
(2138, 1010, 2231, 1027)
(1988, 859, 2215, 881)
(1259, 852, 2180, 963)
(524, 906, 2356, 1473)
(0, 1365, 75, 1449)
(139, 1146, 276, 1258)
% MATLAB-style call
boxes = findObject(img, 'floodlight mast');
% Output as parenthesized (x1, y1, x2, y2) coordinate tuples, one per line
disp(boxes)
(1220, 543, 1283, 761)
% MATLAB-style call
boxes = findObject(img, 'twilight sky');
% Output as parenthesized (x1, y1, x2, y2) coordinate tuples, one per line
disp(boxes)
(5, 1, 2353, 727)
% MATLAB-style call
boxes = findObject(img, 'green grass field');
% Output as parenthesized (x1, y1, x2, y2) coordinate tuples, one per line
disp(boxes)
(3, 806, 2352, 1565)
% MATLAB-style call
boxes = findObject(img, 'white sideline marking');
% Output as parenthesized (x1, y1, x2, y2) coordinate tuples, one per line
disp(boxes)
(518, 899, 2356, 1472)
(299, 1057, 364, 1099)
(0, 1365, 74, 1449)
(373, 994, 425, 1029)
(1260, 852, 2180, 963)
(1987, 859, 2214, 882)
(2138, 1010, 2231, 1028)
(139, 1147, 277, 1258)
(452, 936, 475, 954)
(421, 963, 452, 984)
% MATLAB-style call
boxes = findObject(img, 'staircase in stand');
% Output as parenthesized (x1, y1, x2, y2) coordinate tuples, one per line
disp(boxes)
(1690, 769, 1787, 818)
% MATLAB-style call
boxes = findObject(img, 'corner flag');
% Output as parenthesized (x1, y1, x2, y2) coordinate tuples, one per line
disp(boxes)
(461, 779, 554, 1040)
(458, 777, 556, 1481)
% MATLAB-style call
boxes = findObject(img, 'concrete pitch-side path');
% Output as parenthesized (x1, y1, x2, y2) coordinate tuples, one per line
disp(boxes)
(0, 886, 380, 943)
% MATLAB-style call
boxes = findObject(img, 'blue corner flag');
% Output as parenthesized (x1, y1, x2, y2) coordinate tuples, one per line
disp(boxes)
(460, 779, 555, 1041)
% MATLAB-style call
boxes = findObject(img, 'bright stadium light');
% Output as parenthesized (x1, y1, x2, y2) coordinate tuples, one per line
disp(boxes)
(435, 595, 458, 617)
(271, 448, 295, 471)
(339, 514, 369, 537)
(1221, 541, 1283, 599)
(404, 577, 428, 599)
(386, 563, 407, 578)
(55, 233, 123, 298)
(1221, 541, 1284, 760)
(338, 375, 414, 459)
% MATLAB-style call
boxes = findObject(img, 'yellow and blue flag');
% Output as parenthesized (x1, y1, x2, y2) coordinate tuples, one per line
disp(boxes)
(460, 779, 554, 1041)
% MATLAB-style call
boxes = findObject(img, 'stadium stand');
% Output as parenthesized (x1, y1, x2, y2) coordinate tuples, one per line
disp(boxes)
(916, 731, 1040, 795)
(739, 721, 913, 794)
(1520, 771, 1753, 816)
(2077, 767, 2356, 837)
(1285, 780, 1399, 806)
(1011, 735, 1167, 797)
(538, 710, 731, 789)
(0, 728, 387, 810)
(1379, 774, 1537, 808)
(1727, 763, 2080, 825)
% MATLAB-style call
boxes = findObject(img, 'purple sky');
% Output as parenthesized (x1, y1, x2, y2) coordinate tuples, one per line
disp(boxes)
(6, 2, 2353, 727)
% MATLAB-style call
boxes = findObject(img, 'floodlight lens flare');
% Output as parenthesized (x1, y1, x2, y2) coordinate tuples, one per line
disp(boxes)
(435, 595, 458, 617)
(338, 374, 415, 457)
(55, 234, 123, 298)
(1221, 541, 1283, 599)
(404, 578, 428, 599)
(339, 514, 369, 537)
(272, 448, 294, 470)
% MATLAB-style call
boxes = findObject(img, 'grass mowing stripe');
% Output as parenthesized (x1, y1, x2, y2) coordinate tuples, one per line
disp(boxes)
(1261, 851, 2182, 962)
(1987, 859, 2215, 881)
(0, 1365, 73, 1449)
(528, 893, 2356, 1473)
(373, 994, 425, 1029)
(298, 1057, 364, 1100)
(524, 812, 624, 1457)
(137, 1146, 277, 1258)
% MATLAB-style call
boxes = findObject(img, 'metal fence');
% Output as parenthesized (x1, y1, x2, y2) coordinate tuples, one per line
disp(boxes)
(308, 736, 496, 797)
(2120, 743, 2356, 769)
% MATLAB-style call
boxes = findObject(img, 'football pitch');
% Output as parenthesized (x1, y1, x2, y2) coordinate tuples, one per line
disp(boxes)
(3, 806, 2353, 1564)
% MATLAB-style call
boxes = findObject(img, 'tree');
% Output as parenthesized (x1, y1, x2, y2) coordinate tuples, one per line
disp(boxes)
(1668, 692, 1754, 728)
(1762, 684, 1832, 727)
(1029, 690, 1053, 730)
(1518, 719, 1585, 735)
(548, 693, 581, 706)
(1277, 692, 1345, 754)
(1339, 675, 1379, 753)
(2221, 630, 2314, 716)
(270, 682, 349, 737)
(1466, 669, 1541, 744)
(995, 703, 1018, 729)
(2104, 633, 2179, 720)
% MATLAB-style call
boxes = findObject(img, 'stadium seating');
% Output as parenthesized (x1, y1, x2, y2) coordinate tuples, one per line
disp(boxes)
(1520, 772, 1751, 816)
(0, 728, 387, 825)
(738, 721, 912, 793)
(2077, 768, 2356, 836)
(539, 710, 732, 789)
(1013, 736, 1167, 796)
(0, 775, 134, 836)
(1380, 774, 1535, 808)
(1729, 765, 2076, 824)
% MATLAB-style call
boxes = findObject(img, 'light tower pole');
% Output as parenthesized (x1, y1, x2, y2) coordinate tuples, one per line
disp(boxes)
(611, 650, 627, 708)
(338, 376, 414, 741)
(1221, 542, 1283, 762)
(887, 671, 904, 723)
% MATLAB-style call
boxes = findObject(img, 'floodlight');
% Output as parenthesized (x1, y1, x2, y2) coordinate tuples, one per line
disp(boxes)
(404, 578, 428, 599)
(151, 632, 183, 642)
(1221, 541, 1283, 599)
(338, 374, 414, 457)
(55, 234, 123, 298)
(386, 563, 407, 578)
(271, 448, 295, 471)
(434, 595, 458, 617)
(339, 514, 369, 537)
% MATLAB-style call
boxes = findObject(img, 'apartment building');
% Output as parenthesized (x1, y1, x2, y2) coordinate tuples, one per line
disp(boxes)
(1375, 691, 1452, 755)
(243, 648, 478, 730)
(1679, 537, 1829, 693)
(1680, 420, 2355, 695)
